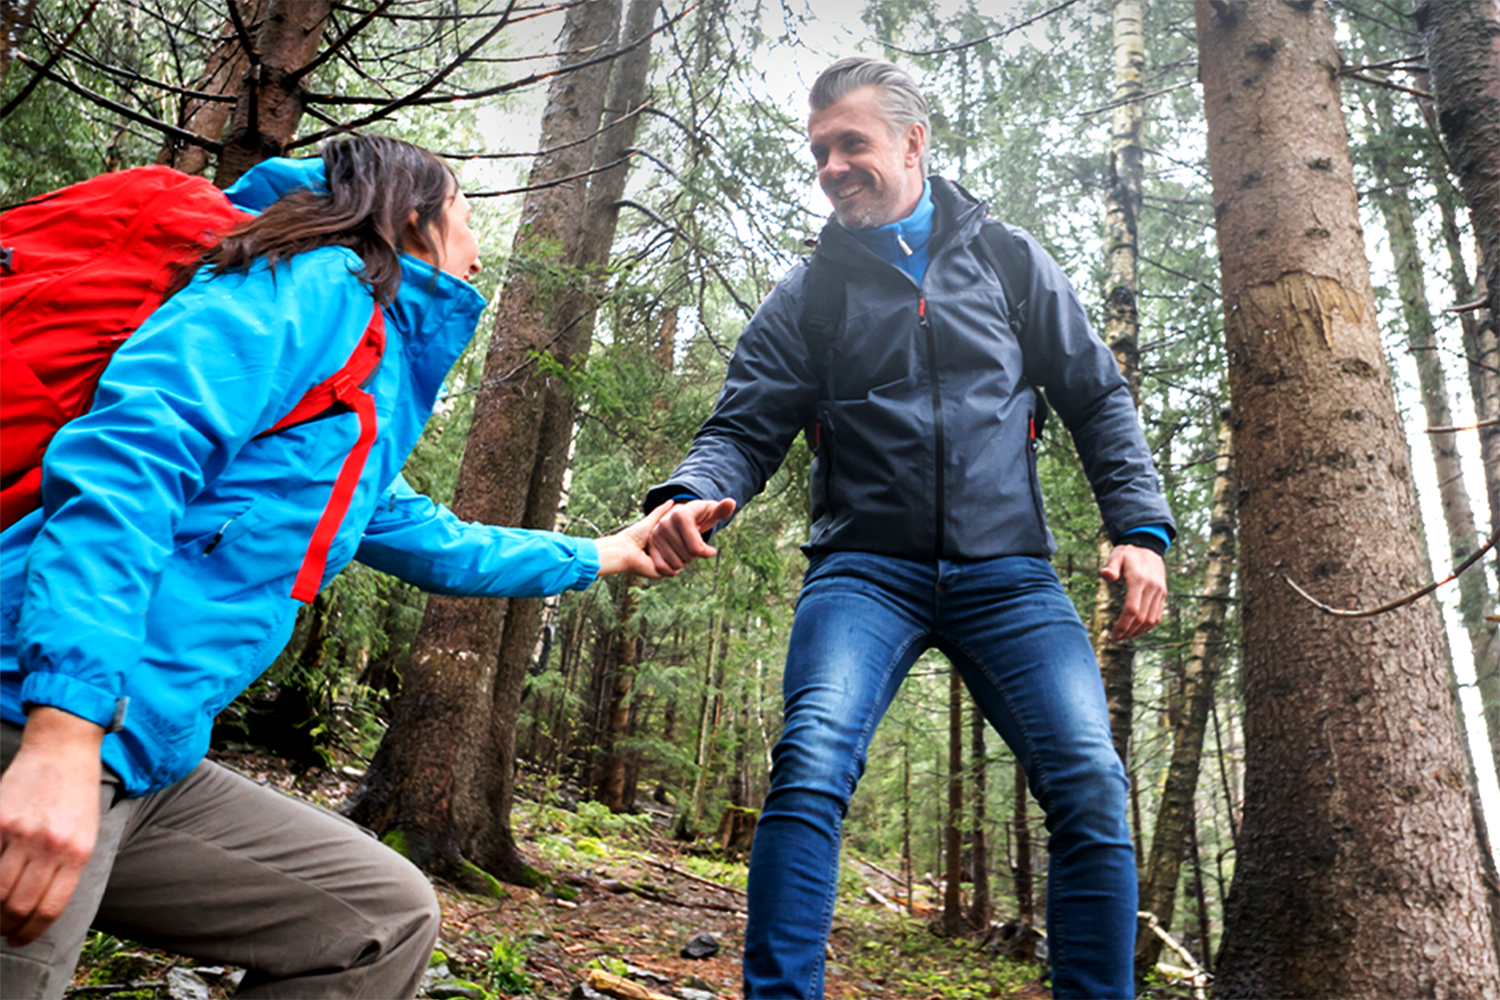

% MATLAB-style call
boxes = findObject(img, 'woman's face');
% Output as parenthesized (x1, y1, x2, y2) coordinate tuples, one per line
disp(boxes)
(412, 190, 481, 281)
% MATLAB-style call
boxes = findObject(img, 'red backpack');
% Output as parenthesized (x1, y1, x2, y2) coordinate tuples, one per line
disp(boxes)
(0, 165, 384, 602)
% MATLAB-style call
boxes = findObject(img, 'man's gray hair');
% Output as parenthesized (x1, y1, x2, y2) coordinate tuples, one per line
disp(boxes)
(809, 57, 931, 175)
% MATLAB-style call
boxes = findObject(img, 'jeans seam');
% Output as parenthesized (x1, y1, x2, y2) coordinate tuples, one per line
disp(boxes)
(809, 623, 926, 994)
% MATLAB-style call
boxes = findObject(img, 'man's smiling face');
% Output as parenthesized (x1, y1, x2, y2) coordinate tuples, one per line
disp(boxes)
(808, 84, 925, 231)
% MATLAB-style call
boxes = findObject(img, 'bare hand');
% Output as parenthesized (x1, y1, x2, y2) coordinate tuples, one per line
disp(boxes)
(0, 708, 105, 946)
(1100, 544, 1166, 641)
(646, 498, 738, 576)
(595, 502, 678, 579)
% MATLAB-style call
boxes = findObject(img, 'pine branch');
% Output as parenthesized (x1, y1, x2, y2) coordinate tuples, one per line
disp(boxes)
(0, 0, 100, 119)
(1284, 534, 1497, 618)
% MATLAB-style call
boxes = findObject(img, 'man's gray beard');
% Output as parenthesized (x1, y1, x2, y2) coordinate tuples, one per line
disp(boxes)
(834, 205, 882, 230)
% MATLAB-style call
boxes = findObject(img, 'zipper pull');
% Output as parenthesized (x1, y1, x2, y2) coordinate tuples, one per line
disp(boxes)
(918, 296, 929, 329)
(204, 518, 232, 555)
(1029, 414, 1039, 452)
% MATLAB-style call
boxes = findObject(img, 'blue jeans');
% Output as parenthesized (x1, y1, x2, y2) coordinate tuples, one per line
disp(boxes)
(743, 552, 1136, 1000)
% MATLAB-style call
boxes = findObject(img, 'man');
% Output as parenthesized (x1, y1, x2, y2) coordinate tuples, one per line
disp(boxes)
(644, 58, 1173, 999)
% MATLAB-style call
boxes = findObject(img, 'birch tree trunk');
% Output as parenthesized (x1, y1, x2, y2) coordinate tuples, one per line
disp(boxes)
(1091, 0, 1147, 765)
(1196, 2, 1500, 994)
(1135, 410, 1235, 978)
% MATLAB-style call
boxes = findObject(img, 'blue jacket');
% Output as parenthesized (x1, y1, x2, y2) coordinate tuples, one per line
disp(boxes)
(0, 158, 600, 796)
(646, 176, 1175, 559)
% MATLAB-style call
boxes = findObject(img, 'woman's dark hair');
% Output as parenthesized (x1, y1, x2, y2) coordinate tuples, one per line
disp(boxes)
(189, 134, 456, 303)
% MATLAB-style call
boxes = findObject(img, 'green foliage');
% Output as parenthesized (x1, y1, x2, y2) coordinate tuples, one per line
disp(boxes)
(483, 935, 534, 995)
(836, 911, 1044, 999)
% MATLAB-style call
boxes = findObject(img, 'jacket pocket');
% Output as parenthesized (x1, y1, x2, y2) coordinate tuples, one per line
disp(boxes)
(1025, 409, 1047, 531)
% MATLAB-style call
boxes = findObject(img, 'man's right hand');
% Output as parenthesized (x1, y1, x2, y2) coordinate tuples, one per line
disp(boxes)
(647, 498, 737, 576)
(0, 707, 104, 946)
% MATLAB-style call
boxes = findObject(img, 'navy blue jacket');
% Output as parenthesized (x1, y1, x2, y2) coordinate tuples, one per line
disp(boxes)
(646, 177, 1174, 559)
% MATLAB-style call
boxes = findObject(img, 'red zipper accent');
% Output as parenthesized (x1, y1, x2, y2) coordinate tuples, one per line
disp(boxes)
(918, 296, 927, 318)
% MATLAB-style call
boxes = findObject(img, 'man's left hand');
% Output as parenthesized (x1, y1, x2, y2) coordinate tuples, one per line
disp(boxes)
(1100, 544, 1166, 641)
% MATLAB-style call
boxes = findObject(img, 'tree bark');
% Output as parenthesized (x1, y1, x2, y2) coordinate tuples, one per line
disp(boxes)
(595, 576, 639, 811)
(1135, 409, 1235, 978)
(1196, 2, 1500, 995)
(158, 0, 266, 175)
(213, 0, 329, 188)
(1416, 0, 1500, 803)
(1012, 759, 1034, 929)
(345, 0, 639, 888)
(965, 700, 991, 933)
(1091, 0, 1148, 767)
(1, 0, 36, 87)
(943, 666, 963, 936)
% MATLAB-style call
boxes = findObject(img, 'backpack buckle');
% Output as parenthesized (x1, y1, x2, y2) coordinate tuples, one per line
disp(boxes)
(0, 246, 13, 275)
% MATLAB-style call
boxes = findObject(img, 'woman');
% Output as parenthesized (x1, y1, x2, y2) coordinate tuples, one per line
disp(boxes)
(0, 135, 669, 998)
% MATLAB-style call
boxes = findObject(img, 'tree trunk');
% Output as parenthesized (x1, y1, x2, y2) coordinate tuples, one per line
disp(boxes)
(1417, 0, 1500, 330)
(1012, 759, 1034, 929)
(1, 0, 36, 87)
(1372, 88, 1500, 699)
(1135, 409, 1235, 978)
(1196, 2, 1500, 994)
(345, 0, 639, 888)
(1091, 0, 1147, 767)
(966, 701, 991, 933)
(213, 0, 329, 188)
(157, 0, 265, 175)
(595, 577, 639, 811)
(943, 666, 963, 936)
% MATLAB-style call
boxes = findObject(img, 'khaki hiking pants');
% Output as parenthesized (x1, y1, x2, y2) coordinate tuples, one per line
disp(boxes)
(0, 722, 439, 999)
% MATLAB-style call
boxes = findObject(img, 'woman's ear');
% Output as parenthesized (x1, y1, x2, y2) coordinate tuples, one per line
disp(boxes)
(404, 210, 435, 264)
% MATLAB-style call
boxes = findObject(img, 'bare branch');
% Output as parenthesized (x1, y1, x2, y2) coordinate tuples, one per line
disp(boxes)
(466, 151, 637, 199)
(1341, 69, 1434, 101)
(431, 103, 650, 160)
(287, 0, 393, 82)
(1284, 534, 1498, 618)
(1426, 416, 1500, 434)
(9, 52, 222, 151)
(0, 0, 100, 119)
(879, 0, 1084, 58)
(295, 2, 691, 132)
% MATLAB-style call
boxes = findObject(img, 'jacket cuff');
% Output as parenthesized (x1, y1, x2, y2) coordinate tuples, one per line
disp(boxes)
(1119, 525, 1170, 557)
(20, 673, 128, 732)
(571, 537, 601, 590)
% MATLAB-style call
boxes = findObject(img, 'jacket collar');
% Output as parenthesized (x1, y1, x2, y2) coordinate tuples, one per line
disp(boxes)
(814, 175, 987, 272)
(224, 156, 486, 364)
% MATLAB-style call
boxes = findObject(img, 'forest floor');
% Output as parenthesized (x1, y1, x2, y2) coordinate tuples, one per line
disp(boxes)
(67, 752, 1199, 1000)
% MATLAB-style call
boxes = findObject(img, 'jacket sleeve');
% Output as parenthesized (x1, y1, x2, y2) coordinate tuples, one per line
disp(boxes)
(16, 254, 376, 730)
(1011, 226, 1177, 543)
(643, 266, 819, 518)
(355, 476, 599, 597)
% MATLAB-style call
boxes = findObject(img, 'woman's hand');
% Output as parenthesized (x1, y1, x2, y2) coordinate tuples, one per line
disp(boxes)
(594, 502, 679, 579)
(0, 708, 104, 946)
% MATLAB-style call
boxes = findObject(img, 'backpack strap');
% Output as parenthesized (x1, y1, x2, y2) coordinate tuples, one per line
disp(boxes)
(799, 248, 845, 384)
(974, 219, 1049, 439)
(256, 301, 386, 603)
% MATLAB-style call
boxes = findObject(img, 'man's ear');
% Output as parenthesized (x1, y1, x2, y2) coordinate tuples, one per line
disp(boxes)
(904, 123, 926, 167)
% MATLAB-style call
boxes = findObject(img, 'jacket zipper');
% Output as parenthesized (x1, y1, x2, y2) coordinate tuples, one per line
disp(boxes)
(920, 295, 945, 560)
